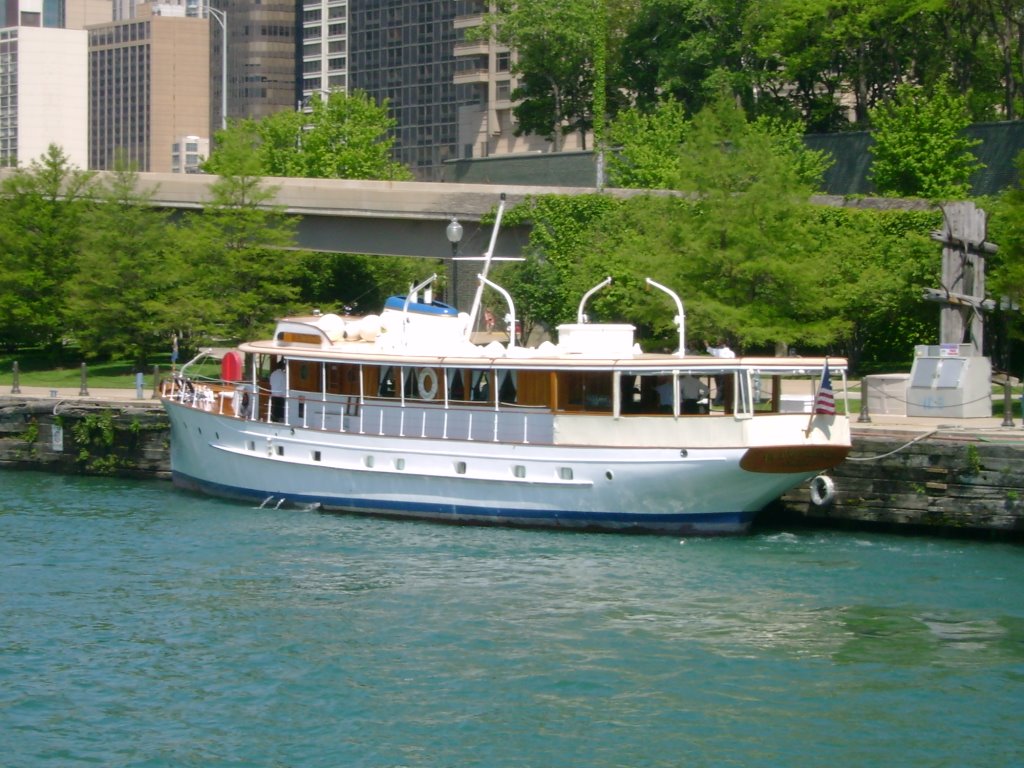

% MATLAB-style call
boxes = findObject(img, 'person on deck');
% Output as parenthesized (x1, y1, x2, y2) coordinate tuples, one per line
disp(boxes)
(269, 360, 286, 422)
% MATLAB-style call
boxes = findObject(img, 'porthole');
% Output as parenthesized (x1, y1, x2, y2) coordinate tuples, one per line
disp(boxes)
(513, 465, 526, 478)
(455, 461, 467, 474)
(605, 470, 614, 481)
(680, 449, 688, 458)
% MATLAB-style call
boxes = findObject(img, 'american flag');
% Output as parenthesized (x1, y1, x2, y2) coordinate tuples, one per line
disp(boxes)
(814, 360, 836, 415)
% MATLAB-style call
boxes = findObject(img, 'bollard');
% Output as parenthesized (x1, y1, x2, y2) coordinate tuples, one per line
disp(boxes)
(1002, 379, 1015, 428)
(857, 377, 871, 423)
(11, 360, 20, 394)
(79, 361, 89, 396)
(152, 364, 160, 399)
(135, 371, 145, 400)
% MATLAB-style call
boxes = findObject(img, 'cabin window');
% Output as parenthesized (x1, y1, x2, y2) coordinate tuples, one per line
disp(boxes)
(558, 371, 612, 412)
(364, 455, 375, 468)
(498, 370, 517, 403)
(455, 461, 467, 474)
(471, 371, 491, 402)
(276, 446, 284, 456)
(312, 450, 321, 462)
(449, 369, 465, 401)
(378, 367, 396, 397)
(513, 465, 526, 478)
(248, 441, 255, 451)
(559, 467, 573, 480)
(395, 458, 405, 470)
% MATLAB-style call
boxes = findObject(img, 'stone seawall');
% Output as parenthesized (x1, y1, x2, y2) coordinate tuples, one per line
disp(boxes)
(0, 397, 170, 479)
(770, 428, 1024, 538)
(3, 395, 1023, 539)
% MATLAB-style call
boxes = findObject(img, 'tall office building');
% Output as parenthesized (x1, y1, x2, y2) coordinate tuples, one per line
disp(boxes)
(207, 0, 296, 130)
(342, 0, 473, 178)
(0, 25, 88, 167)
(88, 3, 209, 172)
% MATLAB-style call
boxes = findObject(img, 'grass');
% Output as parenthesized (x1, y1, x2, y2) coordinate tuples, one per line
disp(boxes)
(0, 348, 172, 390)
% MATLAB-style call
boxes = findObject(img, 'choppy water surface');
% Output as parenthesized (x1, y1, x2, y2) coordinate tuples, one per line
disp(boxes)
(1, 471, 1022, 767)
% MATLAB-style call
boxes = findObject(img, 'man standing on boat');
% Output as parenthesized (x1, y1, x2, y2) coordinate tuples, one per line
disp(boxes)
(270, 360, 286, 422)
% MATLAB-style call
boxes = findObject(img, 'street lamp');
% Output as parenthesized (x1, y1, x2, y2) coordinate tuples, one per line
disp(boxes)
(446, 216, 463, 307)
(205, 2, 227, 130)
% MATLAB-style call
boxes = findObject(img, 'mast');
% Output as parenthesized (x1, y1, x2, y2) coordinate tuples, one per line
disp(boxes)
(465, 193, 507, 340)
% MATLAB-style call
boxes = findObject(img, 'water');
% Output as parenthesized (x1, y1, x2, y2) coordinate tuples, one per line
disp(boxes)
(1, 471, 1022, 768)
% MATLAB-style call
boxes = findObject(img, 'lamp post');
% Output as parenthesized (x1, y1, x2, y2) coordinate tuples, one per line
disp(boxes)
(446, 216, 463, 307)
(205, 2, 228, 130)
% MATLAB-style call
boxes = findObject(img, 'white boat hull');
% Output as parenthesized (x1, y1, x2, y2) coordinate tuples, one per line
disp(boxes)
(164, 399, 833, 535)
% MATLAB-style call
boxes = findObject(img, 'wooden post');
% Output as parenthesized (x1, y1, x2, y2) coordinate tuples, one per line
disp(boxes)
(927, 202, 998, 355)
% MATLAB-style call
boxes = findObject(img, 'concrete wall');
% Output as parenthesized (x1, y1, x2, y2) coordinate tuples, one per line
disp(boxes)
(18, 27, 88, 168)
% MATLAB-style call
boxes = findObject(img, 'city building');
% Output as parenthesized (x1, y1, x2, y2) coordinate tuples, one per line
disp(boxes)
(171, 133, 208, 172)
(0, 25, 88, 167)
(208, 0, 297, 129)
(88, 3, 209, 172)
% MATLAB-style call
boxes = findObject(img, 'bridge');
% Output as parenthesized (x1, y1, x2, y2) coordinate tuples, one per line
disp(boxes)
(138, 172, 613, 260)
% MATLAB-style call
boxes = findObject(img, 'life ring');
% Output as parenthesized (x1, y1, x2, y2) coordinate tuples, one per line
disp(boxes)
(809, 475, 836, 506)
(417, 367, 439, 400)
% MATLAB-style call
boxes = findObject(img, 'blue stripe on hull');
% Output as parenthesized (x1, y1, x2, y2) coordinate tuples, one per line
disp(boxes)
(172, 471, 755, 535)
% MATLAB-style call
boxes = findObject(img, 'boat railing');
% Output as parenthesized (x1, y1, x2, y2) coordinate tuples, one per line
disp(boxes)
(162, 375, 557, 445)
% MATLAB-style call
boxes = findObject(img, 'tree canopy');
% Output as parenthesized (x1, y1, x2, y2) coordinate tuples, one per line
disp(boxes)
(205, 90, 412, 181)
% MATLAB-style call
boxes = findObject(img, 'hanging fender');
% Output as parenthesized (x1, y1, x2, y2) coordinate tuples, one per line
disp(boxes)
(809, 475, 836, 506)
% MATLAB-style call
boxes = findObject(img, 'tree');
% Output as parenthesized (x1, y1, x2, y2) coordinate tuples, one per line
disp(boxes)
(0, 145, 94, 351)
(183, 130, 301, 343)
(479, 0, 616, 150)
(608, 97, 832, 191)
(67, 160, 180, 367)
(868, 77, 983, 199)
(205, 91, 412, 181)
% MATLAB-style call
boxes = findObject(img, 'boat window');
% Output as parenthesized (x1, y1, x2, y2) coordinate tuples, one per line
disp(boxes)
(471, 370, 491, 402)
(378, 366, 396, 397)
(449, 369, 465, 401)
(558, 371, 612, 412)
(619, 373, 660, 414)
(498, 370, 517, 403)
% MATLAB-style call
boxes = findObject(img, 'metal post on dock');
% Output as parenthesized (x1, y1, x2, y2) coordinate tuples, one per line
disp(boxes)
(135, 371, 145, 400)
(11, 360, 20, 394)
(152, 365, 160, 399)
(1002, 379, 1015, 427)
(79, 362, 89, 396)
(857, 377, 871, 423)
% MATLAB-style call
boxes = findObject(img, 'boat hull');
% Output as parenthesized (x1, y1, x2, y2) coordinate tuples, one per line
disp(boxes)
(164, 399, 830, 535)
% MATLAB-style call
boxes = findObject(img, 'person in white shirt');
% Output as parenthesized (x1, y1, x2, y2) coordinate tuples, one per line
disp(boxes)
(269, 360, 286, 422)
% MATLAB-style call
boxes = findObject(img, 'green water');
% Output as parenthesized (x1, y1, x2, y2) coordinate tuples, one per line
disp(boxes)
(1, 471, 1022, 767)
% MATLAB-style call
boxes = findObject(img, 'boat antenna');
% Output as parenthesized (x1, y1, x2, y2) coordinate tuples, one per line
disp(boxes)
(577, 276, 612, 323)
(465, 193, 507, 340)
(645, 277, 686, 355)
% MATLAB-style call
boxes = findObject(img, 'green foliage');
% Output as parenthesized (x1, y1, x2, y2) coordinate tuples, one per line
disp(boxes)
(868, 78, 983, 199)
(296, 252, 434, 314)
(206, 91, 412, 181)
(180, 156, 300, 343)
(480, 0, 613, 150)
(66, 159, 180, 367)
(0, 145, 94, 350)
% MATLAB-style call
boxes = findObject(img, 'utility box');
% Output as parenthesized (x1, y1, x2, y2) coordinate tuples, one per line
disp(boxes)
(906, 344, 991, 418)
(863, 373, 910, 416)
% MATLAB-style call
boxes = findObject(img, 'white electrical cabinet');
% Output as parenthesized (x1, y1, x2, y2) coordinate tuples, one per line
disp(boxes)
(906, 344, 991, 418)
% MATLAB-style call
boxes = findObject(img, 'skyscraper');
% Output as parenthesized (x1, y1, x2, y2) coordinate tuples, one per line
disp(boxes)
(88, 4, 209, 171)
